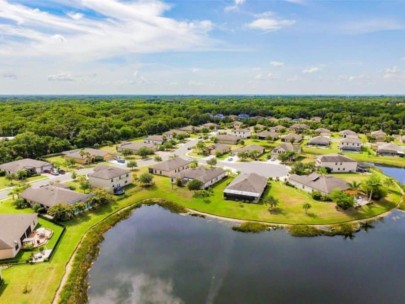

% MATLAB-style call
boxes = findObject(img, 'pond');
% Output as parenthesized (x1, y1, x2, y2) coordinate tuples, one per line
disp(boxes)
(88, 206, 405, 304)
(374, 164, 405, 184)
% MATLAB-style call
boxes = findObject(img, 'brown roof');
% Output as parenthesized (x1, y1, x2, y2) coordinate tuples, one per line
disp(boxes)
(273, 143, 301, 153)
(164, 129, 188, 136)
(317, 154, 357, 163)
(63, 148, 112, 160)
(339, 130, 357, 136)
(308, 136, 331, 145)
(315, 128, 331, 134)
(290, 123, 309, 130)
(257, 131, 278, 138)
(0, 214, 38, 250)
(377, 142, 404, 154)
(341, 137, 362, 144)
(0, 158, 51, 173)
(145, 135, 165, 142)
(118, 142, 156, 152)
(224, 173, 267, 196)
(150, 157, 192, 172)
(281, 133, 303, 142)
(234, 145, 265, 154)
(20, 186, 91, 207)
(217, 134, 239, 143)
(208, 143, 231, 153)
(89, 165, 130, 180)
(175, 167, 225, 184)
(289, 173, 348, 194)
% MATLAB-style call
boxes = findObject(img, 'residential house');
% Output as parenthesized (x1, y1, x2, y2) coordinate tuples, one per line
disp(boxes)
(339, 130, 357, 138)
(0, 159, 52, 175)
(316, 154, 358, 172)
(289, 173, 348, 195)
(20, 186, 91, 210)
(224, 173, 268, 202)
(231, 121, 243, 129)
(144, 135, 166, 145)
(117, 142, 157, 153)
(233, 128, 251, 139)
(63, 148, 114, 165)
(370, 130, 387, 142)
(201, 123, 218, 130)
(171, 167, 226, 189)
(271, 143, 301, 157)
(216, 135, 239, 145)
(205, 144, 231, 156)
(289, 123, 309, 133)
(88, 165, 132, 193)
(270, 125, 286, 133)
(307, 136, 331, 147)
(163, 129, 188, 140)
(0, 214, 38, 260)
(233, 145, 265, 156)
(281, 133, 303, 143)
(179, 125, 200, 133)
(253, 124, 266, 131)
(311, 117, 322, 123)
(257, 130, 278, 140)
(149, 157, 192, 177)
(340, 137, 362, 152)
(376, 142, 405, 157)
(315, 128, 331, 136)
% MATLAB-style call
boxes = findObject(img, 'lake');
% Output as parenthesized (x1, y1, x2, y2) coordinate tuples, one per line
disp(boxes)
(374, 164, 405, 184)
(88, 206, 405, 304)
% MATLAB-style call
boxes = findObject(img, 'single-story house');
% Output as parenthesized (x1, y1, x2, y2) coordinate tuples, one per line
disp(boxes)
(149, 157, 192, 177)
(117, 142, 156, 154)
(289, 123, 309, 133)
(233, 128, 251, 139)
(289, 173, 348, 195)
(270, 125, 286, 133)
(216, 134, 239, 145)
(144, 135, 166, 145)
(339, 130, 357, 138)
(171, 167, 226, 189)
(307, 136, 331, 147)
(205, 144, 231, 156)
(163, 129, 189, 140)
(271, 143, 301, 157)
(224, 173, 268, 202)
(340, 137, 362, 152)
(201, 123, 218, 130)
(281, 133, 303, 143)
(253, 124, 266, 131)
(376, 142, 404, 157)
(233, 145, 265, 156)
(316, 154, 358, 173)
(0, 159, 52, 175)
(231, 121, 244, 129)
(370, 130, 387, 142)
(257, 131, 278, 140)
(0, 214, 38, 260)
(20, 186, 91, 210)
(179, 125, 200, 133)
(88, 165, 132, 193)
(63, 148, 114, 165)
(315, 128, 331, 136)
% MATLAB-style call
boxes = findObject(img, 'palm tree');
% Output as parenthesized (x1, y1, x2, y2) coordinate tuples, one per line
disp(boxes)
(384, 177, 395, 188)
(303, 203, 311, 215)
(264, 196, 279, 212)
(348, 181, 362, 195)
(364, 174, 381, 202)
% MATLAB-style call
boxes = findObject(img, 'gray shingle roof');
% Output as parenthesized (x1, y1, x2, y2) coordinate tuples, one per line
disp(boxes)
(289, 173, 348, 194)
(341, 137, 362, 144)
(257, 130, 278, 138)
(89, 165, 130, 180)
(339, 130, 357, 136)
(0, 158, 51, 173)
(308, 136, 331, 145)
(317, 154, 357, 163)
(175, 167, 225, 184)
(0, 213, 38, 249)
(273, 143, 301, 153)
(377, 142, 404, 154)
(217, 134, 239, 143)
(118, 142, 156, 152)
(151, 157, 192, 172)
(63, 148, 112, 159)
(225, 173, 267, 195)
(20, 186, 91, 208)
(233, 145, 265, 154)
(281, 133, 303, 142)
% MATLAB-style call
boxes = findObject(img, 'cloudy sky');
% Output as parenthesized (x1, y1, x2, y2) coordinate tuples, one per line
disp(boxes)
(0, 0, 404, 95)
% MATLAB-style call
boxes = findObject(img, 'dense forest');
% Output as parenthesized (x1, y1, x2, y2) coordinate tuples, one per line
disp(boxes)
(0, 96, 404, 163)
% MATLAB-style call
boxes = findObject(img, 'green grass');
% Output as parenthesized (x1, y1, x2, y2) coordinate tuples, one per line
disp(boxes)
(0, 167, 401, 304)
(0, 175, 48, 190)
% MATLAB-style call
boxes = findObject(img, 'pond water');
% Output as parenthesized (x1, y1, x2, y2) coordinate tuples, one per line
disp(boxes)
(89, 206, 405, 304)
(374, 164, 405, 184)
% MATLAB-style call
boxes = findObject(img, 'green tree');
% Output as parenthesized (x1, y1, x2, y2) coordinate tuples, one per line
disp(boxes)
(127, 161, 138, 170)
(303, 202, 312, 214)
(330, 190, 355, 210)
(207, 157, 218, 167)
(187, 179, 204, 190)
(264, 196, 279, 211)
(139, 173, 154, 186)
(48, 204, 75, 221)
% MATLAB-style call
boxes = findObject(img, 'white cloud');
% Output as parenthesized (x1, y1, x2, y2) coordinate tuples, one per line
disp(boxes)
(302, 67, 320, 74)
(254, 73, 263, 80)
(225, 0, 246, 12)
(48, 72, 75, 81)
(338, 74, 366, 81)
(188, 80, 204, 86)
(383, 66, 401, 79)
(247, 12, 295, 32)
(342, 19, 403, 35)
(0, 0, 215, 61)
(270, 61, 284, 67)
(2, 72, 17, 79)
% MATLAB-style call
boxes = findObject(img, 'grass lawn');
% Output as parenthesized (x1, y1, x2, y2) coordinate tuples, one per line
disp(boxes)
(0, 167, 401, 303)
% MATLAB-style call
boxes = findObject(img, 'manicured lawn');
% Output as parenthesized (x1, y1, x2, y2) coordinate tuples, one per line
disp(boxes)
(0, 167, 401, 303)
(0, 175, 48, 191)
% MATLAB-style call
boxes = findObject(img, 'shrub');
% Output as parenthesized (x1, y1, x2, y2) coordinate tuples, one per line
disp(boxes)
(14, 198, 29, 209)
(330, 190, 355, 210)
(312, 191, 322, 200)
(187, 179, 204, 191)
(232, 222, 269, 233)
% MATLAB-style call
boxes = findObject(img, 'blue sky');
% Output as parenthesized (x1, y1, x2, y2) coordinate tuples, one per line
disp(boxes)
(0, 0, 404, 94)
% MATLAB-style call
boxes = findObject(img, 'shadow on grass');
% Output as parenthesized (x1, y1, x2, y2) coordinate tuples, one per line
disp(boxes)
(269, 208, 286, 216)
(306, 212, 318, 218)
(0, 281, 8, 297)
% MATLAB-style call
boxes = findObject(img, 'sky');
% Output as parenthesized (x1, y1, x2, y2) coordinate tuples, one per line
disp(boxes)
(0, 0, 404, 95)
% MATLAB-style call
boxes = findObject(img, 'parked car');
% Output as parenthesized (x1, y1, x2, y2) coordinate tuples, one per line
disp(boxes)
(227, 157, 233, 161)
(58, 169, 66, 175)
(117, 158, 125, 164)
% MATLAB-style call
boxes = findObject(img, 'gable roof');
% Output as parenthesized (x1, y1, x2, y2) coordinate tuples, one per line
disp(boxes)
(0, 158, 51, 173)
(217, 134, 239, 143)
(89, 165, 130, 180)
(150, 157, 192, 172)
(289, 173, 348, 194)
(377, 142, 404, 154)
(308, 136, 331, 145)
(290, 123, 309, 130)
(234, 145, 265, 154)
(225, 173, 267, 196)
(339, 130, 357, 136)
(118, 142, 156, 151)
(371, 130, 387, 137)
(281, 133, 303, 142)
(0, 214, 38, 249)
(317, 154, 357, 163)
(315, 128, 331, 134)
(257, 130, 278, 138)
(273, 143, 301, 153)
(208, 143, 231, 152)
(175, 167, 225, 184)
(20, 186, 91, 207)
(341, 137, 362, 144)
(63, 148, 111, 159)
